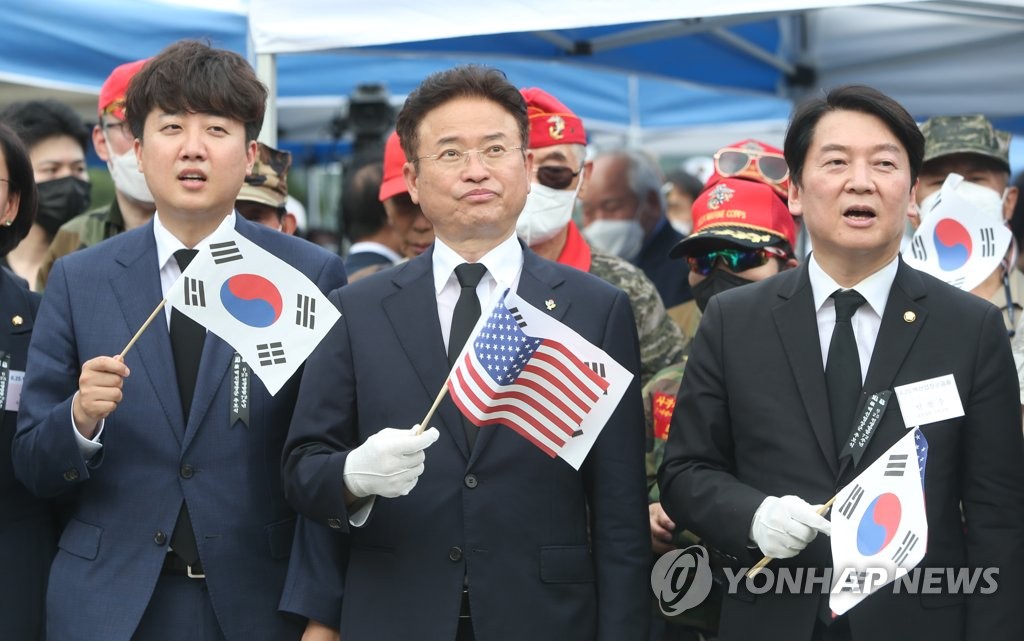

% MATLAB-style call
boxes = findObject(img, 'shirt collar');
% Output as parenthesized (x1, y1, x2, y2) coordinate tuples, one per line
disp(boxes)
(808, 252, 899, 318)
(153, 211, 237, 271)
(432, 232, 524, 295)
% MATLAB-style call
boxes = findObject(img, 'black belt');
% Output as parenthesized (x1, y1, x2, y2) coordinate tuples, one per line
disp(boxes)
(459, 588, 472, 619)
(161, 552, 205, 579)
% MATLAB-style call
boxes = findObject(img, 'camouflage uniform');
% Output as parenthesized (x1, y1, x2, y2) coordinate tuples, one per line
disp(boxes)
(36, 200, 125, 290)
(588, 248, 687, 388)
(920, 114, 1012, 169)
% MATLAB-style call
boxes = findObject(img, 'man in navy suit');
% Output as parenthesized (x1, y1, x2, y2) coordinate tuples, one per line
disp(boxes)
(13, 41, 346, 641)
(282, 65, 650, 641)
(659, 86, 1024, 641)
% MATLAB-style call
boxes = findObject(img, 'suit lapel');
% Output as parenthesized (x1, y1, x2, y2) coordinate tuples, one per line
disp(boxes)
(860, 261, 927, 420)
(772, 265, 838, 476)
(382, 251, 471, 458)
(109, 225, 186, 443)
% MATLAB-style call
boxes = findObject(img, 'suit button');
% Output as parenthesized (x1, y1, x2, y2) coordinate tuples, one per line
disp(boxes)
(180, 464, 194, 479)
(154, 531, 167, 545)
(448, 546, 463, 562)
(464, 474, 478, 489)
(63, 468, 79, 481)
(327, 518, 342, 530)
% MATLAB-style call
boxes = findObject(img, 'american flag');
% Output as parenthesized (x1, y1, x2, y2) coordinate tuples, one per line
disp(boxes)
(448, 290, 627, 465)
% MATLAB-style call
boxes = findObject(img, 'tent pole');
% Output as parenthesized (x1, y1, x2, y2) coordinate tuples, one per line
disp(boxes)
(256, 53, 278, 147)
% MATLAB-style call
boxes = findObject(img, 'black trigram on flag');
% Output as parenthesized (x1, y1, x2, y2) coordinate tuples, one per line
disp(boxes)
(508, 306, 527, 328)
(211, 240, 243, 264)
(295, 294, 316, 329)
(910, 235, 928, 261)
(980, 227, 996, 257)
(892, 531, 919, 565)
(884, 453, 908, 477)
(256, 342, 286, 366)
(184, 277, 206, 307)
(839, 484, 865, 518)
(585, 361, 607, 378)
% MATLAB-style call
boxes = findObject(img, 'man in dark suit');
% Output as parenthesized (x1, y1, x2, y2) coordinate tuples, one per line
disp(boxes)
(282, 65, 650, 641)
(659, 85, 1024, 641)
(12, 41, 346, 641)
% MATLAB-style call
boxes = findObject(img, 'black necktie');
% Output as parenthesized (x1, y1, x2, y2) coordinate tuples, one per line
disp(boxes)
(169, 248, 204, 566)
(448, 263, 488, 451)
(825, 289, 867, 456)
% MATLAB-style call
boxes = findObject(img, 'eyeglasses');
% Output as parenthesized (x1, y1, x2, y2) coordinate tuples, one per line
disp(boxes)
(415, 144, 522, 169)
(103, 119, 133, 139)
(535, 165, 581, 190)
(687, 245, 788, 276)
(714, 149, 790, 185)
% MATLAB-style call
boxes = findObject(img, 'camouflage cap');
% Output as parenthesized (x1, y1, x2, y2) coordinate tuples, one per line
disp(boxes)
(921, 115, 1011, 172)
(237, 142, 292, 208)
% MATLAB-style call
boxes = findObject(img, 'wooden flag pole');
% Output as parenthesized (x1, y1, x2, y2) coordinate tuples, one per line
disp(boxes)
(746, 496, 836, 579)
(119, 300, 167, 360)
(416, 371, 454, 435)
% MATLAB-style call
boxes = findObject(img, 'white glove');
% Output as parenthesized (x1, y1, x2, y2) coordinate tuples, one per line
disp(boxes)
(750, 495, 832, 559)
(343, 425, 440, 498)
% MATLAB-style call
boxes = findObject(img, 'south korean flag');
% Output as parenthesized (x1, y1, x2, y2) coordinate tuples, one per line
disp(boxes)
(904, 173, 1011, 292)
(166, 219, 341, 395)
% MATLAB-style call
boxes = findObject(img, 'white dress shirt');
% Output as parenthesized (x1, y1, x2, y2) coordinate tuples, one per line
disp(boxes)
(808, 253, 899, 383)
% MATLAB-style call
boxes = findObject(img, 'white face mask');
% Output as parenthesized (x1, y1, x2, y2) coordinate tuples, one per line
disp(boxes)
(516, 180, 581, 246)
(106, 136, 154, 204)
(919, 173, 1004, 227)
(582, 219, 645, 262)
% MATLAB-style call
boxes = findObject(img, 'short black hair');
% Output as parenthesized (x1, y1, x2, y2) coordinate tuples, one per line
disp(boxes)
(395, 65, 528, 162)
(0, 99, 89, 155)
(125, 40, 267, 142)
(0, 122, 38, 255)
(784, 85, 924, 189)
(665, 169, 704, 199)
(342, 162, 388, 243)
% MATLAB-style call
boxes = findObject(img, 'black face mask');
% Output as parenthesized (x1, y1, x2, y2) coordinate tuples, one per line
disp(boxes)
(692, 269, 755, 312)
(36, 176, 91, 237)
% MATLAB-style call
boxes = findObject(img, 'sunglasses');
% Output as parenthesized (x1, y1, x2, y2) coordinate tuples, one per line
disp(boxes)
(713, 149, 790, 185)
(536, 165, 582, 190)
(687, 245, 788, 276)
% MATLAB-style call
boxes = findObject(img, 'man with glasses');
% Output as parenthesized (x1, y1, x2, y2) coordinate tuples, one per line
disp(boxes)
(582, 150, 693, 308)
(37, 59, 157, 290)
(516, 87, 685, 386)
(283, 65, 650, 641)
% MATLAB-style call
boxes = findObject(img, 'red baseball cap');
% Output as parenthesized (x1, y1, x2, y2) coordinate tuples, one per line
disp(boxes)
(98, 58, 150, 121)
(705, 139, 790, 201)
(520, 87, 586, 149)
(378, 131, 409, 202)
(669, 178, 796, 259)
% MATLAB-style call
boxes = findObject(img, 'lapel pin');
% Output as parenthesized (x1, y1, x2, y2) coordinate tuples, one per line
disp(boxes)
(545, 299, 556, 311)
(903, 311, 916, 323)
(11, 315, 22, 327)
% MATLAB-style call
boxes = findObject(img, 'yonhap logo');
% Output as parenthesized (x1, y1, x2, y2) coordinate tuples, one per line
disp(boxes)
(651, 545, 713, 615)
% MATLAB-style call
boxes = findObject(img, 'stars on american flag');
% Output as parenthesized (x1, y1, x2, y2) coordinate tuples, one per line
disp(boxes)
(473, 307, 542, 384)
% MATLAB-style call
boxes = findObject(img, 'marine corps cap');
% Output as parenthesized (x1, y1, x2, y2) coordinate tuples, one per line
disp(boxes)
(378, 131, 409, 202)
(920, 114, 1011, 173)
(669, 177, 795, 259)
(520, 87, 586, 149)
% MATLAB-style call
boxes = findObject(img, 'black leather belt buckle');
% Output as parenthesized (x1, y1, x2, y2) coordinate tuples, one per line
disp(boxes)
(459, 588, 471, 619)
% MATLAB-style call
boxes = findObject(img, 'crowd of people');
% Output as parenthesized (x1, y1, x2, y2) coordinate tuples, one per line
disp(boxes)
(1, 38, 1023, 641)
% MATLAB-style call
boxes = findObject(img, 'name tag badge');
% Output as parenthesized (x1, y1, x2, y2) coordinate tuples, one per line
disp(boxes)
(894, 374, 964, 428)
(0, 352, 9, 411)
(840, 389, 892, 467)
(230, 352, 251, 428)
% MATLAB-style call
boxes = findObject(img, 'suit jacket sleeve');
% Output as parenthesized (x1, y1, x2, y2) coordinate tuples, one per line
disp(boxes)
(657, 294, 768, 559)
(282, 287, 359, 529)
(584, 289, 652, 640)
(13, 258, 97, 498)
(962, 303, 1024, 639)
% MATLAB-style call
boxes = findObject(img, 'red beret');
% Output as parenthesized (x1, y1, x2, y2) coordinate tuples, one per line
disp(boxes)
(99, 58, 150, 121)
(520, 87, 586, 149)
